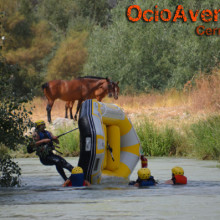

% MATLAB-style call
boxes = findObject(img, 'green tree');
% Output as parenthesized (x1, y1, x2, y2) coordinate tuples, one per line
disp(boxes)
(1, 0, 56, 96)
(47, 31, 88, 80)
(84, 0, 220, 93)
(77, 0, 111, 26)
(0, 58, 33, 187)
(37, 0, 78, 33)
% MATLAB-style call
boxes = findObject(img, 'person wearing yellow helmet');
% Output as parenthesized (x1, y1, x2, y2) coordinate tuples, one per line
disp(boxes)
(62, 166, 91, 187)
(165, 166, 187, 185)
(129, 168, 157, 187)
(32, 120, 73, 181)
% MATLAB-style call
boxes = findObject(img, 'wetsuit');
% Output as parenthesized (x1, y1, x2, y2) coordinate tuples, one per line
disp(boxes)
(37, 130, 73, 181)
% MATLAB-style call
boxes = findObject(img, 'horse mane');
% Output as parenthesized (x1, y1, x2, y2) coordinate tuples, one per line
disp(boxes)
(42, 82, 49, 90)
(77, 76, 108, 80)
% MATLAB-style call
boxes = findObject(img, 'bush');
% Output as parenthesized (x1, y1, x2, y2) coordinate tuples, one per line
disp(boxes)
(186, 115, 220, 160)
(135, 118, 179, 156)
(0, 59, 33, 187)
(0, 156, 21, 187)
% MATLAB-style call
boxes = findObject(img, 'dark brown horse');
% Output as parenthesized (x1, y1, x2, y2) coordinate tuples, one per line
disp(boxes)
(65, 80, 120, 119)
(112, 81, 120, 100)
(42, 76, 114, 122)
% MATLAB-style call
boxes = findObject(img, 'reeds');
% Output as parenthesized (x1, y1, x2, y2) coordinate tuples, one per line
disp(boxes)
(135, 115, 220, 161)
(53, 126, 80, 156)
(135, 118, 180, 156)
(185, 115, 220, 160)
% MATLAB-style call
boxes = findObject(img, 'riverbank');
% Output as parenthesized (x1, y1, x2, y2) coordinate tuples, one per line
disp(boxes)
(13, 102, 220, 161)
(12, 73, 220, 161)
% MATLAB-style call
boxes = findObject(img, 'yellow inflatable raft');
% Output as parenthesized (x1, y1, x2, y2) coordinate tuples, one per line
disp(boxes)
(78, 99, 141, 184)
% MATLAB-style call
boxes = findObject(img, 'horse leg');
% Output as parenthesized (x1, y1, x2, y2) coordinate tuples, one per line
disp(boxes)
(46, 100, 54, 123)
(96, 96, 102, 102)
(65, 102, 69, 118)
(69, 101, 74, 120)
(74, 100, 83, 121)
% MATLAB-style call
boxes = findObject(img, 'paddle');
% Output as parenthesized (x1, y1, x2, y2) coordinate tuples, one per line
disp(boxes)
(56, 127, 79, 138)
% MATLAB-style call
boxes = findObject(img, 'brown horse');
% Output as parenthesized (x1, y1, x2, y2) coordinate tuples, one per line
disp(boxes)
(42, 76, 114, 122)
(65, 81, 120, 119)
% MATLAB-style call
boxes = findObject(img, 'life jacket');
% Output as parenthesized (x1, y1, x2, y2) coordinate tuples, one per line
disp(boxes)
(174, 175, 187, 184)
(69, 173, 85, 187)
(38, 131, 52, 141)
(36, 131, 53, 157)
(139, 176, 155, 186)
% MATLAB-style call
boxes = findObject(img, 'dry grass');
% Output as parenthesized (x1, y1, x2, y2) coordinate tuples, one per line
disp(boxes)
(30, 72, 220, 129)
(190, 71, 220, 112)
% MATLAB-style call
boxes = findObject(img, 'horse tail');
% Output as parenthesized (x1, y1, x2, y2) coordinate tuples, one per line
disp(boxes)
(42, 82, 49, 91)
(42, 82, 50, 98)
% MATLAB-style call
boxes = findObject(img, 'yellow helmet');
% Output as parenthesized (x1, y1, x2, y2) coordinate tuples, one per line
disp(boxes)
(71, 166, 83, 174)
(35, 120, 45, 128)
(137, 168, 151, 180)
(172, 166, 184, 175)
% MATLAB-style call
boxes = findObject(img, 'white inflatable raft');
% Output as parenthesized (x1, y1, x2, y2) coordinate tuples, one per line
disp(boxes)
(78, 99, 141, 184)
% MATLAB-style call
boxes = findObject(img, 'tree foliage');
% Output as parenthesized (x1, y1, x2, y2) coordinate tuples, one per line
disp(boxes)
(37, 0, 78, 33)
(5, 21, 55, 65)
(1, 0, 219, 94)
(47, 31, 88, 80)
(0, 59, 33, 187)
(76, 0, 111, 26)
(0, 156, 21, 187)
(1, 0, 55, 95)
(84, 0, 220, 93)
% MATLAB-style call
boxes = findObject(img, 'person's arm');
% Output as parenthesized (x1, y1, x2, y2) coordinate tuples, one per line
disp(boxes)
(84, 180, 91, 186)
(33, 132, 51, 146)
(62, 179, 71, 187)
(150, 176, 158, 185)
(134, 182, 140, 187)
(165, 179, 174, 184)
(49, 132, 59, 144)
(128, 181, 136, 185)
(35, 139, 51, 146)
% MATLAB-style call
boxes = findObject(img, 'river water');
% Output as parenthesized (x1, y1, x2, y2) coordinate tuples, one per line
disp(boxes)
(0, 157, 220, 220)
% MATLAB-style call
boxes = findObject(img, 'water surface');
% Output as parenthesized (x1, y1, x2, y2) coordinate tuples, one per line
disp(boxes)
(0, 157, 220, 220)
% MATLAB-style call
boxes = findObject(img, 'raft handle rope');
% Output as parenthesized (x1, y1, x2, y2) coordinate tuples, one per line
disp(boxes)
(53, 145, 63, 155)
(107, 142, 115, 161)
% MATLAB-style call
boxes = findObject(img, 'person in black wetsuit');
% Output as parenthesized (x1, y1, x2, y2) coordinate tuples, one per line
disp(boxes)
(33, 120, 73, 181)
